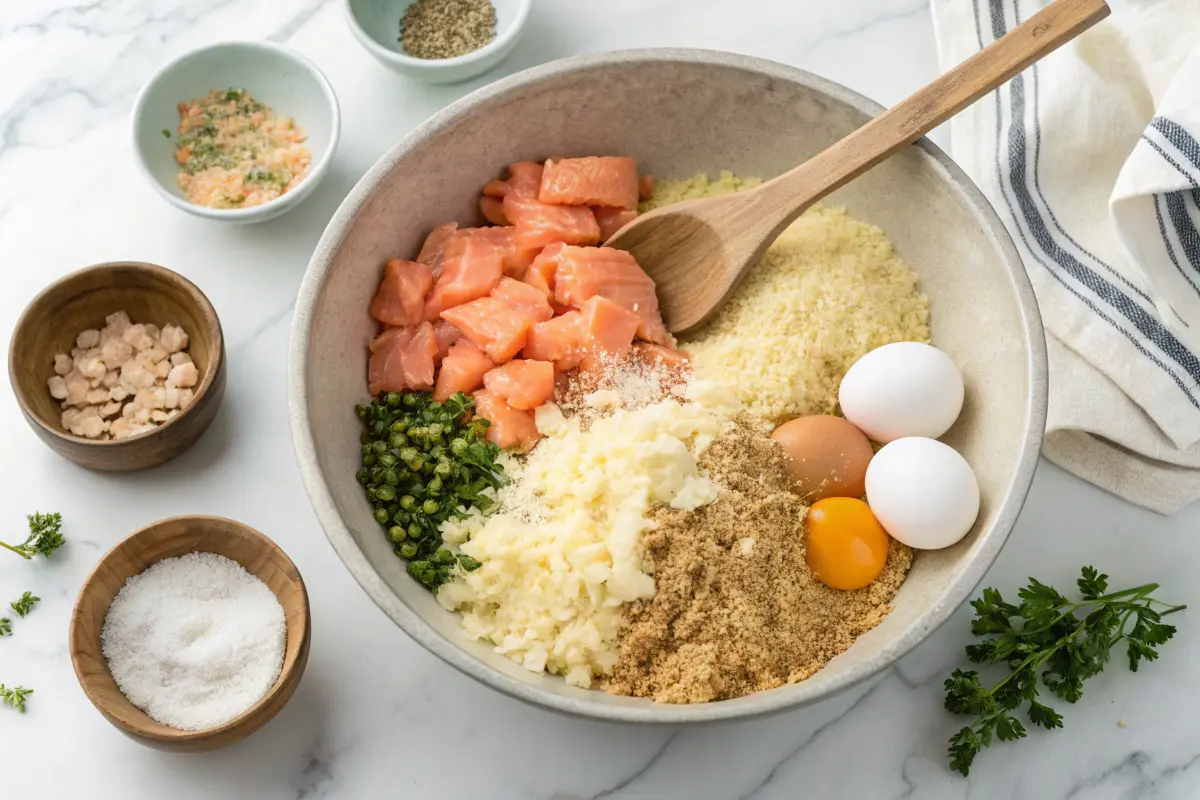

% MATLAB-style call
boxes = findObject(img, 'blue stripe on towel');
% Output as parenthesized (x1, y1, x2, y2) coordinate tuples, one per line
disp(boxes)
(1152, 117, 1200, 174)
(1166, 193, 1200, 271)
(1154, 194, 1200, 295)
(977, 0, 1200, 405)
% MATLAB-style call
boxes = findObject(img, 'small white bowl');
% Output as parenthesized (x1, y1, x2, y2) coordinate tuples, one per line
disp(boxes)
(344, 0, 531, 84)
(131, 41, 341, 224)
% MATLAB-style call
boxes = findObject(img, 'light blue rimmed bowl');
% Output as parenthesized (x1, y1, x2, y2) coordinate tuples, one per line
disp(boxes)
(131, 41, 341, 224)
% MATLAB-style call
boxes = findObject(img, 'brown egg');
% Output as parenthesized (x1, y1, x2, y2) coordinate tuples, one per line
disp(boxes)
(770, 415, 873, 501)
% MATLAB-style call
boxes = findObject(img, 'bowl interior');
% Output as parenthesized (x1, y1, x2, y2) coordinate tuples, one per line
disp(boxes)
(10, 262, 221, 443)
(69, 516, 310, 750)
(294, 53, 1044, 721)
(347, 0, 525, 61)
(133, 43, 335, 209)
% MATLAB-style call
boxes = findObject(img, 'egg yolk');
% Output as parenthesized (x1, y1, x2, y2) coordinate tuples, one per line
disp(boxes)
(805, 497, 889, 590)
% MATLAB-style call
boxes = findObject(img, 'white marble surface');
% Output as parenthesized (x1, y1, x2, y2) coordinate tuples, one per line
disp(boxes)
(2, 1, 1199, 797)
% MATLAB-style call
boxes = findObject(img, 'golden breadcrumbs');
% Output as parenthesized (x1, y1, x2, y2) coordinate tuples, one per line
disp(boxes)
(645, 172, 930, 424)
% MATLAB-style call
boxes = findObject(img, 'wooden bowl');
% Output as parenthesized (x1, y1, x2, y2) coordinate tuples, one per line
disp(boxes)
(69, 516, 311, 752)
(8, 261, 226, 471)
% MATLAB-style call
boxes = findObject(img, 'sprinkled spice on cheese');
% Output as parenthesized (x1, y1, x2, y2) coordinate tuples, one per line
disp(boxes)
(646, 173, 931, 425)
(173, 88, 310, 209)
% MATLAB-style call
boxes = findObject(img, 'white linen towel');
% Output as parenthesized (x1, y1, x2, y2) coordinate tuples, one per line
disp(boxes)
(932, 0, 1200, 513)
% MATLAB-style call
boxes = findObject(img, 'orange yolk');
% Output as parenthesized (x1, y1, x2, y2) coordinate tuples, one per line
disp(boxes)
(805, 497, 890, 590)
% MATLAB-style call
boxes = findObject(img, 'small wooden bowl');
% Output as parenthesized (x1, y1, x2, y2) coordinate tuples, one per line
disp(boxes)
(8, 261, 226, 471)
(69, 516, 311, 752)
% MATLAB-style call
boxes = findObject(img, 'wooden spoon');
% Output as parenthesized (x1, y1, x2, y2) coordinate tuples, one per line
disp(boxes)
(607, 0, 1110, 336)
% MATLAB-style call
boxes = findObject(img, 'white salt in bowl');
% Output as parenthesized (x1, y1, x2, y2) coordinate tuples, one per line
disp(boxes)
(289, 50, 1047, 724)
(69, 515, 311, 751)
(343, 0, 531, 84)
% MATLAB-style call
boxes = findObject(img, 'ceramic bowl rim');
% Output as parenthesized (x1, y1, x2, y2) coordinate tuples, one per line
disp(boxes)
(8, 260, 225, 451)
(287, 48, 1049, 724)
(341, 0, 532, 72)
(129, 40, 341, 222)
(68, 514, 311, 746)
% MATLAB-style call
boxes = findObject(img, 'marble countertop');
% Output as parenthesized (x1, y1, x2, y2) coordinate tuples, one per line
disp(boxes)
(3, 1, 1200, 797)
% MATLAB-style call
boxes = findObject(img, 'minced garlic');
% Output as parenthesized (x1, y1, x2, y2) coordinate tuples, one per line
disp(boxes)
(648, 173, 931, 425)
(436, 398, 727, 687)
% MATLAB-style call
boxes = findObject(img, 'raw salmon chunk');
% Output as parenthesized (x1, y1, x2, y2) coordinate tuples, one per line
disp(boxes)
(432, 320, 461, 362)
(417, 222, 459, 274)
(483, 359, 555, 410)
(400, 321, 438, 390)
(504, 195, 600, 250)
(479, 196, 508, 226)
(633, 341, 689, 369)
(451, 226, 539, 277)
(523, 311, 587, 370)
(423, 237, 504, 320)
(492, 276, 553, 324)
(484, 161, 544, 200)
(434, 341, 494, 402)
(552, 246, 671, 345)
(369, 259, 435, 327)
(440, 297, 531, 364)
(538, 157, 639, 209)
(523, 242, 564, 301)
(579, 295, 640, 358)
(368, 327, 413, 395)
(594, 207, 637, 242)
(473, 389, 542, 452)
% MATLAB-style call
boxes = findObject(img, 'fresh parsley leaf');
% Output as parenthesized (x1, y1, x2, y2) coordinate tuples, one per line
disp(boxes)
(161, 128, 171, 138)
(0, 618, 10, 637)
(9, 592, 38, 618)
(0, 684, 32, 713)
(944, 567, 1183, 776)
(0, 512, 65, 560)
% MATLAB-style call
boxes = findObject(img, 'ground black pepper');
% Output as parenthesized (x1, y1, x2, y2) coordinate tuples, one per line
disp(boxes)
(400, 0, 497, 60)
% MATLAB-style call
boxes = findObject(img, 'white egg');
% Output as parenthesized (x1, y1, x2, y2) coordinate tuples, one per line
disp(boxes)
(865, 437, 979, 550)
(838, 342, 964, 443)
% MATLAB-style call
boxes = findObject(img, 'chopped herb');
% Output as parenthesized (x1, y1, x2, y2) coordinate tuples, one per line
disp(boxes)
(224, 87, 244, 101)
(0, 684, 32, 713)
(0, 619, 10, 637)
(161, 128, 172, 138)
(0, 512, 65, 560)
(9, 592, 39, 618)
(944, 567, 1184, 776)
(355, 391, 506, 591)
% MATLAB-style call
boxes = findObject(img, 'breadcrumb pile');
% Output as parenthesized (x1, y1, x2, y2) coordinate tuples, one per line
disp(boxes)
(645, 172, 930, 424)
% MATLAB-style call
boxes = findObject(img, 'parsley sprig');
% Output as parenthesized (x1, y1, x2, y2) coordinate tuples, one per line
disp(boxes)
(945, 567, 1184, 776)
(0, 684, 32, 713)
(9, 592, 39, 618)
(0, 619, 10, 637)
(0, 512, 65, 560)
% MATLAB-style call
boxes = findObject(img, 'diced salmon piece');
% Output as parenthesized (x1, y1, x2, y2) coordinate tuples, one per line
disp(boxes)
(504, 195, 600, 250)
(479, 195, 509, 226)
(416, 222, 459, 274)
(492, 276, 553, 324)
(450, 226, 539, 277)
(523, 243, 564, 301)
(523, 311, 587, 370)
(367, 327, 413, 395)
(632, 341, 689, 369)
(424, 237, 504, 320)
(482, 359, 555, 411)
(432, 320, 461, 362)
(484, 162, 544, 200)
(552, 246, 671, 345)
(473, 389, 542, 452)
(538, 157, 639, 209)
(482, 179, 508, 198)
(369, 259, 435, 327)
(400, 321, 438, 390)
(594, 207, 638, 242)
(440, 297, 531, 364)
(433, 341, 494, 402)
(638, 174, 655, 201)
(578, 295, 640, 358)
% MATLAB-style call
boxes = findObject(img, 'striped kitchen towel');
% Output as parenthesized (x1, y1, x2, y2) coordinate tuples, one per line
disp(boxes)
(932, 0, 1200, 513)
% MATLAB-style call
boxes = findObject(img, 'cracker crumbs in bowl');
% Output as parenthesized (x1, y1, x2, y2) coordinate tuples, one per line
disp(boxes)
(172, 88, 311, 210)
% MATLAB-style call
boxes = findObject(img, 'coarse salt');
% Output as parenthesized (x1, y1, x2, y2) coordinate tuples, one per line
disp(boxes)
(100, 552, 287, 731)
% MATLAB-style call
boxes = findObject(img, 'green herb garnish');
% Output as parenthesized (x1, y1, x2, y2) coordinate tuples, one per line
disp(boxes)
(355, 391, 503, 591)
(9, 592, 39, 618)
(0, 619, 10, 637)
(0, 684, 32, 713)
(1, 512, 65, 560)
(945, 567, 1184, 776)
(162, 128, 171, 138)
(224, 88, 244, 101)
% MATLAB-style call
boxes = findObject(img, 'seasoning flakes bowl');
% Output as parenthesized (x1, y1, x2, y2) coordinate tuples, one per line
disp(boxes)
(69, 516, 311, 752)
(9, 261, 226, 472)
(344, 0, 531, 84)
(132, 41, 341, 224)
(290, 50, 1047, 724)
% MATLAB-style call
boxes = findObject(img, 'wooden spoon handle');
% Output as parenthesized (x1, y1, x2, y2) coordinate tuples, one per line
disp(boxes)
(761, 0, 1109, 220)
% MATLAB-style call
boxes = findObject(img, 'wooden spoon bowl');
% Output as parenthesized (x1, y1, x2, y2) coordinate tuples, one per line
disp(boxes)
(69, 515, 311, 752)
(8, 261, 226, 471)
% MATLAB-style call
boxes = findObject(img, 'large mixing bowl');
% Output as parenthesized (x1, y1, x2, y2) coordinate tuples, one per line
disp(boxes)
(289, 50, 1048, 723)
